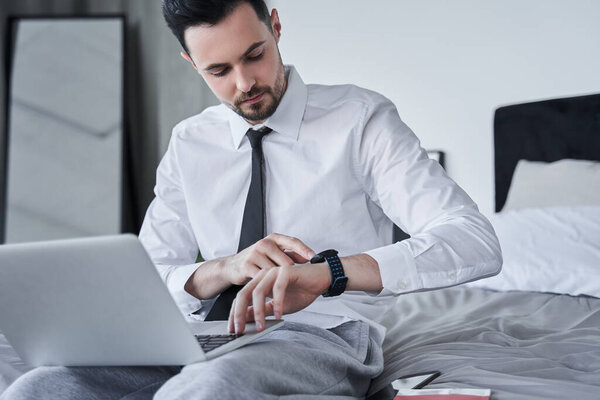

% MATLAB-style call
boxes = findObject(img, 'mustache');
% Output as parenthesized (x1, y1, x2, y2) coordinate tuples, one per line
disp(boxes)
(235, 86, 272, 106)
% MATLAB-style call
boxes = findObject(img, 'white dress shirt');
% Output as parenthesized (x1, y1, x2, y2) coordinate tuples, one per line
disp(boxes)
(138, 66, 502, 343)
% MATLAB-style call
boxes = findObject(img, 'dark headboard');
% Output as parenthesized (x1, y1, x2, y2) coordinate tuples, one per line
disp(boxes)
(494, 93, 600, 212)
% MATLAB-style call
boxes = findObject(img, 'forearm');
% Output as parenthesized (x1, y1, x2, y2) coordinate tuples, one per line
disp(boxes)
(184, 258, 231, 300)
(341, 253, 383, 292)
(186, 251, 383, 301)
(185, 234, 317, 301)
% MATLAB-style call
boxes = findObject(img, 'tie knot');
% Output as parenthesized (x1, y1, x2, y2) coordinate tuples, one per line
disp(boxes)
(246, 127, 272, 149)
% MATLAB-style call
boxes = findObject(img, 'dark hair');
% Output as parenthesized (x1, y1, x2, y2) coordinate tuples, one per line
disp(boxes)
(162, 0, 272, 54)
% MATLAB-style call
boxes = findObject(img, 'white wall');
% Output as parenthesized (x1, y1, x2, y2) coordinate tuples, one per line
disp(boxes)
(269, 0, 600, 215)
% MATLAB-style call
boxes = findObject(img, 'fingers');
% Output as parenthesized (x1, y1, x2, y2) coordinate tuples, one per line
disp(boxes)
(228, 266, 290, 335)
(245, 300, 274, 321)
(228, 298, 236, 333)
(285, 250, 310, 264)
(266, 233, 316, 260)
(251, 252, 279, 270)
(258, 241, 295, 268)
(251, 269, 281, 331)
(228, 268, 270, 334)
(238, 234, 314, 281)
(243, 240, 293, 273)
(227, 233, 314, 334)
(271, 266, 290, 320)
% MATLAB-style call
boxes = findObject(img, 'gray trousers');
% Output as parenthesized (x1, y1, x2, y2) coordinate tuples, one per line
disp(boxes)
(1, 321, 384, 400)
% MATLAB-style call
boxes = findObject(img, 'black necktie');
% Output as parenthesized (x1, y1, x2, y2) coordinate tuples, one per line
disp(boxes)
(204, 126, 272, 321)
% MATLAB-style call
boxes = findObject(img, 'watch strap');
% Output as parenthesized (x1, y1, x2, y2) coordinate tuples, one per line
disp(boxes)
(310, 249, 348, 297)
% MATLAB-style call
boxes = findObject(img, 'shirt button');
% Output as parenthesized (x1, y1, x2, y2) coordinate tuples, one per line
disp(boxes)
(397, 281, 406, 290)
(448, 272, 456, 280)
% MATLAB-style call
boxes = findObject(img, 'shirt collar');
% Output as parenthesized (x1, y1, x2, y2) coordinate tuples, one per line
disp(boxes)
(228, 65, 308, 149)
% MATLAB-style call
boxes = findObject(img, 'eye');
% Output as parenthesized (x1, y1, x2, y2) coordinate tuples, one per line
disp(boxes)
(246, 51, 264, 62)
(211, 67, 230, 77)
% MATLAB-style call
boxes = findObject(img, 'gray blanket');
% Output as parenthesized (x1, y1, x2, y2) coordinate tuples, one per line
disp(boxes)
(370, 287, 600, 399)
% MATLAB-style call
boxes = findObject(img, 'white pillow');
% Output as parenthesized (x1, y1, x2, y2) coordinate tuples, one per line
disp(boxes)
(503, 159, 600, 210)
(467, 205, 600, 297)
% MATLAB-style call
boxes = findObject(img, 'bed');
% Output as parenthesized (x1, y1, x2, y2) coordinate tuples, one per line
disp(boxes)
(367, 93, 600, 399)
(1, 94, 600, 398)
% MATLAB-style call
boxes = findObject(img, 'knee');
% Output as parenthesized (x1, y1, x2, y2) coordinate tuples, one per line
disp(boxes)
(1, 367, 72, 400)
(154, 362, 241, 400)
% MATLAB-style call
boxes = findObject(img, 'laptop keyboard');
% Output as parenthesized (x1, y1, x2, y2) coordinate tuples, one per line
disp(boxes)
(195, 334, 242, 353)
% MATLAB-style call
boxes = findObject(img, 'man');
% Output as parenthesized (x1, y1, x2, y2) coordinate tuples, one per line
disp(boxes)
(1, 0, 501, 399)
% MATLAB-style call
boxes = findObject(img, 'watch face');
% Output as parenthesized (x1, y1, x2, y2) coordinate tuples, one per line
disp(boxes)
(310, 249, 338, 264)
(320, 249, 338, 257)
(310, 254, 324, 264)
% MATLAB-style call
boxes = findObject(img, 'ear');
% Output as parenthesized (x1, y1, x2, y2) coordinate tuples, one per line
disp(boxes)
(180, 51, 198, 71)
(270, 8, 282, 43)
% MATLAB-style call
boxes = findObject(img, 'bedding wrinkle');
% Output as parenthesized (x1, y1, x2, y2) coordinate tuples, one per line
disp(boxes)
(368, 287, 600, 399)
(572, 303, 600, 324)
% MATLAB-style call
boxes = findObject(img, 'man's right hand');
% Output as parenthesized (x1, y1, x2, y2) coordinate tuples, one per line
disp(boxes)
(223, 233, 317, 285)
(184, 233, 316, 300)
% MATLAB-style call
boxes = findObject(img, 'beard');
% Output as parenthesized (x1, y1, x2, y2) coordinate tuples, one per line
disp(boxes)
(228, 67, 286, 122)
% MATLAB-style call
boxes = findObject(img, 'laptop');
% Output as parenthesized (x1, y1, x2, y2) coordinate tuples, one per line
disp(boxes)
(0, 234, 283, 366)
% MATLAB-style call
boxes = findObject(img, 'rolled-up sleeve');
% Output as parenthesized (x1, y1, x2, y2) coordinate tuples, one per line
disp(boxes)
(138, 131, 207, 315)
(355, 96, 502, 296)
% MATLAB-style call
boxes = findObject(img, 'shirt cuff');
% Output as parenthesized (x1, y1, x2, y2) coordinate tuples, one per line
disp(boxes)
(164, 262, 204, 315)
(364, 242, 422, 295)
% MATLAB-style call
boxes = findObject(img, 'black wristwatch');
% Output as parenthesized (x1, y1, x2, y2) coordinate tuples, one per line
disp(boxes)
(310, 249, 348, 297)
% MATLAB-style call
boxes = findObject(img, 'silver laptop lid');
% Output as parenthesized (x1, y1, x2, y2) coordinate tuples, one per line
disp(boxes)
(0, 234, 206, 366)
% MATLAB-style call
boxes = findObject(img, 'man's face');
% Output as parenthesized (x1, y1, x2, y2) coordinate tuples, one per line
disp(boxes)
(182, 3, 286, 124)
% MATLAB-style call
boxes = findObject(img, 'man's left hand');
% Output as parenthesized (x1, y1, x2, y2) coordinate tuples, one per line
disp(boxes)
(228, 262, 331, 334)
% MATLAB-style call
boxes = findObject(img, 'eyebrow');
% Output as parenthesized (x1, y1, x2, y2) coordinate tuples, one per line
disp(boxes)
(203, 40, 266, 72)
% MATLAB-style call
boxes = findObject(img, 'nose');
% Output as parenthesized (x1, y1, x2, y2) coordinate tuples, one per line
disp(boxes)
(234, 67, 256, 93)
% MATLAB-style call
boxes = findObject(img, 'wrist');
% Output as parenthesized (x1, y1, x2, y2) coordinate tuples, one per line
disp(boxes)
(215, 256, 234, 285)
(311, 249, 348, 297)
(314, 262, 332, 294)
(185, 260, 217, 299)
